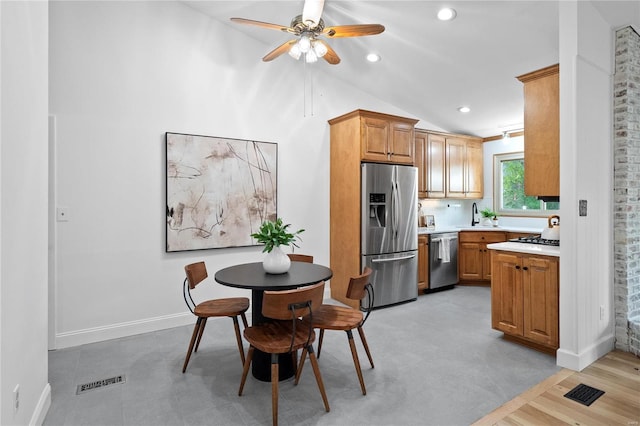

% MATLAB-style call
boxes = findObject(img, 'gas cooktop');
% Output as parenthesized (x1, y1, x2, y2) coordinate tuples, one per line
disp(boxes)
(509, 235, 560, 246)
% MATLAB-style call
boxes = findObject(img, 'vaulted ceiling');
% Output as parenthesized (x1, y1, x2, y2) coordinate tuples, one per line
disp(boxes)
(184, 1, 640, 138)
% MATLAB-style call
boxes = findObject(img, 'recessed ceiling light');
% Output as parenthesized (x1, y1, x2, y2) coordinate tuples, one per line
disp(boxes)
(458, 106, 470, 113)
(437, 8, 457, 21)
(366, 53, 381, 62)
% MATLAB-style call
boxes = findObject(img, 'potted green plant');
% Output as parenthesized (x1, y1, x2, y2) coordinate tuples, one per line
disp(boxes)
(251, 218, 304, 274)
(480, 207, 496, 227)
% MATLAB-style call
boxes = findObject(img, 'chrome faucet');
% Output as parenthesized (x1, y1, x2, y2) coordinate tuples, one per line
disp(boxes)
(471, 202, 479, 226)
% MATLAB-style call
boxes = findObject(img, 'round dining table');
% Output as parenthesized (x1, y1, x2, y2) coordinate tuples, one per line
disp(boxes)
(214, 261, 333, 381)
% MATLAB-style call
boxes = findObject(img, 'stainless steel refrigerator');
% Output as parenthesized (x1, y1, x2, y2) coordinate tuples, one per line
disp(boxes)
(361, 163, 418, 308)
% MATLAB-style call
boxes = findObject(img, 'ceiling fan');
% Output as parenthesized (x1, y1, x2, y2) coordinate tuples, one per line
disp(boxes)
(230, 0, 385, 65)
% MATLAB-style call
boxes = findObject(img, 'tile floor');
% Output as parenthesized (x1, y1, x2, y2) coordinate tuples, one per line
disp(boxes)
(45, 286, 561, 425)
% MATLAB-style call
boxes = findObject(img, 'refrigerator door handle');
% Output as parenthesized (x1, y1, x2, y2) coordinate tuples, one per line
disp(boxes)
(392, 181, 400, 239)
(371, 254, 417, 263)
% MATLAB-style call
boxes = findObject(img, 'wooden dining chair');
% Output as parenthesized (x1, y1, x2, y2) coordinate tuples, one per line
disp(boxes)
(287, 253, 313, 263)
(296, 267, 374, 395)
(238, 281, 330, 426)
(182, 261, 250, 373)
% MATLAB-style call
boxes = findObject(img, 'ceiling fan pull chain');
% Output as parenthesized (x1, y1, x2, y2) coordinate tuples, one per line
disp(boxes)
(310, 63, 314, 117)
(303, 60, 307, 117)
(302, 60, 315, 118)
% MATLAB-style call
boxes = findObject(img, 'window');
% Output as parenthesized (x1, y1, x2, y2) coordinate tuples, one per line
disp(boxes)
(493, 152, 559, 217)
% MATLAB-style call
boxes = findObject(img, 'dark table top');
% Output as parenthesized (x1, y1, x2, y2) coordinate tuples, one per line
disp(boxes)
(214, 261, 333, 291)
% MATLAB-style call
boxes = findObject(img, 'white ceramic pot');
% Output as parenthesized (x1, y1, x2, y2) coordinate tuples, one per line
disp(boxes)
(262, 246, 291, 274)
(481, 217, 492, 227)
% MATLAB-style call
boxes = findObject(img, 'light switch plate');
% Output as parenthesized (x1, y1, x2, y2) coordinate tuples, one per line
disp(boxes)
(579, 200, 587, 216)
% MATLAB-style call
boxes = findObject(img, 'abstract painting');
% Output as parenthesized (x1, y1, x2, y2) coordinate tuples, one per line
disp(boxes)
(166, 132, 277, 252)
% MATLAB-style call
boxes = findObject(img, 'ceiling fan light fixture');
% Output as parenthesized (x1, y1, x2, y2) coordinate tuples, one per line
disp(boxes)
(299, 34, 312, 53)
(437, 8, 457, 21)
(305, 50, 318, 63)
(313, 40, 328, 57)
(289, 43, 302, 60)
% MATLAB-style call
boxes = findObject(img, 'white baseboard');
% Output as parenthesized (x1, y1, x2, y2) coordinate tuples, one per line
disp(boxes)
(30, 383, 51, 426)
(54, 312, 198, 349)
(557, 333, 615, 371)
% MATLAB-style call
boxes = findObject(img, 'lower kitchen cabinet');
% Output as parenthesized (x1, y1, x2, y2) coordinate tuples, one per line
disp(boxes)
(418, 235, 428, 291)
(491, 250, 559, 351)
(458, 231, 506, 283)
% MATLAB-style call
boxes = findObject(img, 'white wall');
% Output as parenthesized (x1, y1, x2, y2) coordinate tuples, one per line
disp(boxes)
(48, 1, 422, 348)
(1, 1, 50, 424)
(557, 1, 615, 370)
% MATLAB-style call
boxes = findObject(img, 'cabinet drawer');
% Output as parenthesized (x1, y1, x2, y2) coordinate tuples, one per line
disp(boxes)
(459, 231, 506, 243)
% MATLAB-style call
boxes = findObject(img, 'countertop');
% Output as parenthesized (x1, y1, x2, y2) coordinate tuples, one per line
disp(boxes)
(418, 225, 541, 235)
(417, 225, 559, 257)
(486, 241, 560, 257)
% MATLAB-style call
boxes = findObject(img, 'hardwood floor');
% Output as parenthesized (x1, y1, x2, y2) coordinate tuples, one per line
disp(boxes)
(473, 350, 640, 425)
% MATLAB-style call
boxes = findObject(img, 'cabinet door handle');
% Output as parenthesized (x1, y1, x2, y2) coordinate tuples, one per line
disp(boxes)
(515, 265, 521, 270)
(522, 266, 529, 271)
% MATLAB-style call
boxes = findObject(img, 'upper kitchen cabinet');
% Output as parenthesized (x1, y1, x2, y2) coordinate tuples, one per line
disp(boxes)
(416, 130, 482, 200)
(517, 64, 559, 198)
(416, 130, 427, 198)
(416, 130, 446, 198)
(330, 110, 418, 165)
(445, 136, 483, 199)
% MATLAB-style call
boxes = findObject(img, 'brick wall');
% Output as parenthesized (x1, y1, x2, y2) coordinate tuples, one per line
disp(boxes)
(614, 26, 640, 356)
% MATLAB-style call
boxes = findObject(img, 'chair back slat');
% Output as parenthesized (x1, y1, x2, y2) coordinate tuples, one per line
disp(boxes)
(346, 267, 373, 301)
(263, 282, 324, 320)
(287, 254, 314, 263)
(184, 262, 208, 289)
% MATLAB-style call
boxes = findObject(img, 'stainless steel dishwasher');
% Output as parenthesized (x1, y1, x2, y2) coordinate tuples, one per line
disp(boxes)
(428, 232, 459, 290)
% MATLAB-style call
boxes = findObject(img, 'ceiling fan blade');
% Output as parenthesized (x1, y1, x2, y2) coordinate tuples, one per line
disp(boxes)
(230, 17, 291, 33)
(318, 40, 340, 64)
(262, 40, 298, 62)
(323, 24, 385, 38)
(302, 0, 325, 28)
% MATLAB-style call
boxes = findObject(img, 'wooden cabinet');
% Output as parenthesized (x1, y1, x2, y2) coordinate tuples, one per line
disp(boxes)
(427, 134, 446, 198)
(465, 139, 483, 198)
(358, 111, 417, 165)
(446, 136, 483, 199)
(418, 235, 428, 291)
(517, 64, 559, 197)
(415, 130, 427, 198)
(491, 250, 559, 351)
(445, 137, 466, 198)
(458, 231, 506, 283)
(415, 130, 475, 199)
(328, 109, 418, 307)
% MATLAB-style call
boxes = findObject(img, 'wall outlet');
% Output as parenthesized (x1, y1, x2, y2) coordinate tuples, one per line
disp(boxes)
(13, 384, 19, 412)
(56, 207, 70, 222)
(600, 305, 605, 320)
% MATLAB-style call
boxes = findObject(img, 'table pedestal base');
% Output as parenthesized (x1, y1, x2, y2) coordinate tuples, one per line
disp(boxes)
(250, 290, 296, 382)
(251, 350, 295, 382)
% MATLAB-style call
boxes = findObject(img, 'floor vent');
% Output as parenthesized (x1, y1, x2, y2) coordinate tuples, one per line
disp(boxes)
(76, 375, 126, 395)
(563, 383, 605, 406)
